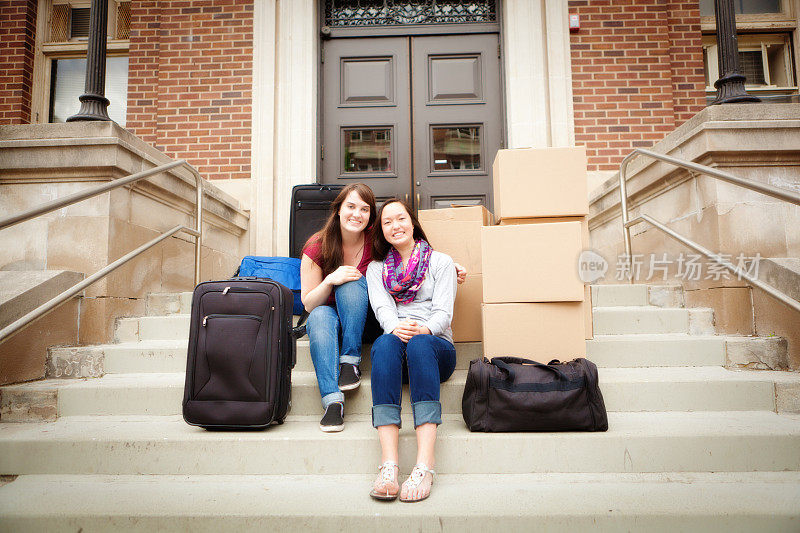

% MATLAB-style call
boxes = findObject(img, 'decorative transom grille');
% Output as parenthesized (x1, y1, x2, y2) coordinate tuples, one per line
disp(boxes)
(116, 1, 131, 39)
(324, 0, 497, 27)
(50, 4, 70, 42)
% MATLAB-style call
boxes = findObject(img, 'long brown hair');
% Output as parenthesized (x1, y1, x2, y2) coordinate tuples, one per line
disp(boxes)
(306, 183, 376, 277)
(371, 198, 429, 261)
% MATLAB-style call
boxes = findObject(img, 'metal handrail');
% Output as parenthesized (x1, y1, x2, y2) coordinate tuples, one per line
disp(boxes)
(619, 148, 800, 313)
(0, 160, 204, 343)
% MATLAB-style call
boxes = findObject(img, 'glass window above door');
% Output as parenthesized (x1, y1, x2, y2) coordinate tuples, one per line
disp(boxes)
(324, 0, 497, 27)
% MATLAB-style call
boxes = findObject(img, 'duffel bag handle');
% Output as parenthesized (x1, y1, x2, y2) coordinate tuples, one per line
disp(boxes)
(491, 357, 569, 382)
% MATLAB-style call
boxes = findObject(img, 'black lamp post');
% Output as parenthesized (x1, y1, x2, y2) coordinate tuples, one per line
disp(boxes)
(711, 0, 760, 104)
(67, 0, 112, 121)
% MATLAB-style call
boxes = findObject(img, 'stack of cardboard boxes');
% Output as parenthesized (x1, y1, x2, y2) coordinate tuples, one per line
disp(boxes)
(482, 146, 592, 360)
(418, 146, 593, 358)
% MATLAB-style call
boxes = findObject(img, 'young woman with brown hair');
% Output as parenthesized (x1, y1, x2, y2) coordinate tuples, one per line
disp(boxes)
(300, 183, 379, 432)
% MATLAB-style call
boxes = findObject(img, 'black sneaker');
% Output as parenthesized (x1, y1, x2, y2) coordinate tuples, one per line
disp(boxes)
(319, 402, 344, 433)
(338, 363, 361, 391)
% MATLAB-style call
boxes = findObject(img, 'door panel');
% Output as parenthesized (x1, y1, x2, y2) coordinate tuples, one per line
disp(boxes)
(321, 33, 501, 211)
(411, 34, 501, 211)
(322, 37, 411, 202)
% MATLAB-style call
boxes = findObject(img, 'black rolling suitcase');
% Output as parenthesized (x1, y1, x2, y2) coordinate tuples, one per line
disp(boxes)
(183, 279, 295, 429)
(289, 184, 344, 258)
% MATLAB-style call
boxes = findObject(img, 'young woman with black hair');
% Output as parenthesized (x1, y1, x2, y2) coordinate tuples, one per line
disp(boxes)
(366, 198, 458, 503)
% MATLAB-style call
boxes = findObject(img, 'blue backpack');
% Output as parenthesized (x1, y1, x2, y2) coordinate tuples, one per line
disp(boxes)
(234, 256, 304, 315)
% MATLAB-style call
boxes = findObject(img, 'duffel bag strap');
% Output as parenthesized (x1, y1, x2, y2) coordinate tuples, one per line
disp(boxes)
(491, 357, 569, 382)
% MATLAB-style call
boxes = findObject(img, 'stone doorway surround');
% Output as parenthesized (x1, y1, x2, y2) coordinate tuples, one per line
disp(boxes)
(248, 0, 575, 255)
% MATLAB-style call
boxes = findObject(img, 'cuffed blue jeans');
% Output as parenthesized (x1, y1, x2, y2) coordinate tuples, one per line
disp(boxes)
(307, 277, 375, 409)
(370, 333, 457, 429)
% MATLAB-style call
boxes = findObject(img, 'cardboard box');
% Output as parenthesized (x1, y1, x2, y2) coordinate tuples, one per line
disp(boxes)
(497, 216, 593, 337)
(481, 302, 586, 360)
(481, 222, 585, 303)
(419, 206, 493, 274)
(497, 216, 589, 248)
(452, 274, 483, 342)
(492, 147, 588, 219)
(419, 205, 493, 225)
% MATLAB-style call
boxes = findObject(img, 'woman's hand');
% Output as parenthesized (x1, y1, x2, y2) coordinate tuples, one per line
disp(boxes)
(391, 319, 431, 343)
(325, 265, 362, 286)
(454, 263, 467, 285)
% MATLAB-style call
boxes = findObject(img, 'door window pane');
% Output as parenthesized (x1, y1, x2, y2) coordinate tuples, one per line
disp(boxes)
(343, 128, 392, 172)
(50, 56, 129, 126)
(432, 126, 480, 171)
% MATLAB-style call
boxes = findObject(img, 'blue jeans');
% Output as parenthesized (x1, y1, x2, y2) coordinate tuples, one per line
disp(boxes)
(306, 277, 370, 409)
(370, 333, 457, 429)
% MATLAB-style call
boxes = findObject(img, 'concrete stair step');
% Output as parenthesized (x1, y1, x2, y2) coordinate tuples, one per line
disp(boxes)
(3, 367, 788, 420)
(587, 334, 725, 367)
(591, 284, 649, 307)
(145, 292, 193, 316)
(2, 411, 799, 475)
(115, 315, 189, 342)
(592, 307, 711, 335)
(1, 472, 798, 531)
(49, 334, 770, 377)
(119, 302, 711, 342)
(144, 284, 681, 314)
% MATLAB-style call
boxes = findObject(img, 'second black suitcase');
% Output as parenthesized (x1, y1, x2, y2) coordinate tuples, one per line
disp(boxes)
(289, 184, 344, 258)
(183, 279, 295, 429)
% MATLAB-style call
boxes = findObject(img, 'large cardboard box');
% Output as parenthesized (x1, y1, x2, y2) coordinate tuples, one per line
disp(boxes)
(497, 216, 589, 248)
(496, 217, 593, 337)
(481, 222, 585, 303)
(419, 206, 493, 274)
(452, 274, 483, 342)
(492, 147, 588, 219)
(481, 302, 586, 360)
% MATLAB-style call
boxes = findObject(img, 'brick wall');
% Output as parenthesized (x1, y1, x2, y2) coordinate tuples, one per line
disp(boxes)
(569, 0, 706, 172)
(0, 0, 37, 125)
(127, 0, 254, 181)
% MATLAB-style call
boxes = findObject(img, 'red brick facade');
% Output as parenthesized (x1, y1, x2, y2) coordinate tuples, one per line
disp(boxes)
(1, 1, 707, 178)
(0, 0, 36, 125)
(126, 0, 254, 181)
(569, 0, 706, 172)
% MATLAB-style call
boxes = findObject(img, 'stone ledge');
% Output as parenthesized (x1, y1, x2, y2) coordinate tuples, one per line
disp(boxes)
(0, 271, 84, 329)
(588, 103, 800, 230)
(0, 122, 249, 237)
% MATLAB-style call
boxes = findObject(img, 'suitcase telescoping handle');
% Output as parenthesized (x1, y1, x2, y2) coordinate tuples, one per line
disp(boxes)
(491, 357, 569, 382)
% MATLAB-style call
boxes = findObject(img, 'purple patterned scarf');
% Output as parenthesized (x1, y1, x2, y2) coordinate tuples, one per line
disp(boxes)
(382, 239, 433, 304)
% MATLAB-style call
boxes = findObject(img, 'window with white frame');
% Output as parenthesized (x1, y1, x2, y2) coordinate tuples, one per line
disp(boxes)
(700, 0, 798, 103)
(32, 0, 130, 125)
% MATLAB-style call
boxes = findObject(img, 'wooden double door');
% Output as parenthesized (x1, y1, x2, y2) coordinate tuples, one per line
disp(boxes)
(321, 33, 502, 211)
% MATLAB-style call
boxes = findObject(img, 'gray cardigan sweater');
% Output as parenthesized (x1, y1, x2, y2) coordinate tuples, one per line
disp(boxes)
(366, 251, 457, 345)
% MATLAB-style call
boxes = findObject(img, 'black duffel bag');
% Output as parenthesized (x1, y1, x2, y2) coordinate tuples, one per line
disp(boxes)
(462, 356, 609, 432)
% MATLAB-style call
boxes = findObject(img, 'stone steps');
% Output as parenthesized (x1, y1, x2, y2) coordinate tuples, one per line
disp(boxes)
(48, 333, 739, 377)
(4, 367, 792, 421)
(116, 305, 714, 342)
(3, 283, 798, 529)
(2, 472, 799, 531)
(2, 412, 800, 475)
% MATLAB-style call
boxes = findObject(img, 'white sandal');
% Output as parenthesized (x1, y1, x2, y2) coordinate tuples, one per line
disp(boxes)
(369, 460, 399, 501)
(399, 463, 435, 503)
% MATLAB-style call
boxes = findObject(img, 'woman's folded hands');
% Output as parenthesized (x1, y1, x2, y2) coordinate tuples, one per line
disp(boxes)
(392, 318, 431, 342)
